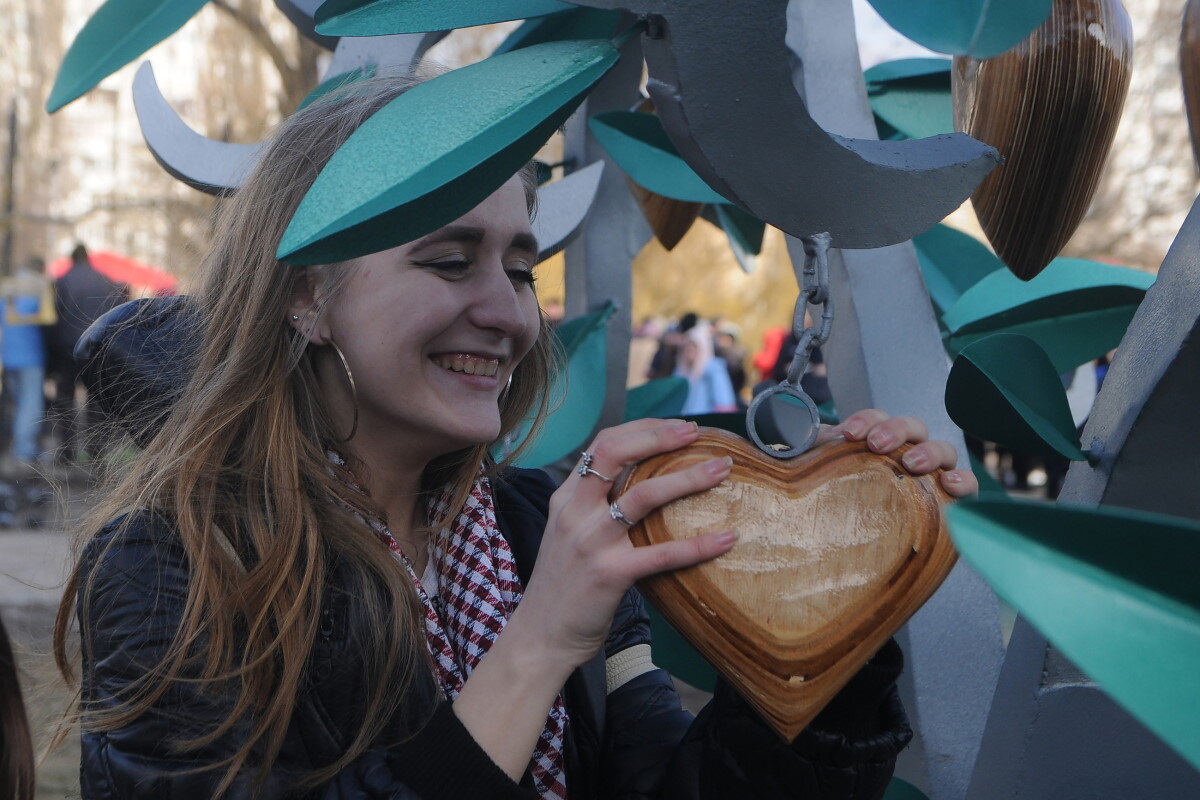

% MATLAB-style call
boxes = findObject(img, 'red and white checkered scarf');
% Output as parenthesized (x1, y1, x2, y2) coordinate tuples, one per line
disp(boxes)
(338, 458, 569, 799)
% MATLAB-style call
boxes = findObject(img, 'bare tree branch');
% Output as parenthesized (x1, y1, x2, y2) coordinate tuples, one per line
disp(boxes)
(211, 0, 296, 92)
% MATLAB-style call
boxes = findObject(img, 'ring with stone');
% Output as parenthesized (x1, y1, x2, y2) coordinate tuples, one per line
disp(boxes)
(609, 500, 636, 528)
(576, 451, 614, 483)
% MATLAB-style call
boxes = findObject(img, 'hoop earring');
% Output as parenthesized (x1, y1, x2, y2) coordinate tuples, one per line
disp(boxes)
(327, 339, 359, 442)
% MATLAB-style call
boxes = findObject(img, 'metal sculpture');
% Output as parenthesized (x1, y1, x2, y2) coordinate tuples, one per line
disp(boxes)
(565, 0, 1001, 249)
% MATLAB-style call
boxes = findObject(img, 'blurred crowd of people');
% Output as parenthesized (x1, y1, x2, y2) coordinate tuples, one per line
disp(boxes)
(0, 244, 129, 475)
(629, 313, 830, 415)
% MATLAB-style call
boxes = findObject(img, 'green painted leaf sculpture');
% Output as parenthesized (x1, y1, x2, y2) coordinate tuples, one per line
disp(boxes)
(912, 223, 1004, 317)
(647, 602, 717, 692)
(712, 204, 766, 275)
(495, 7, 622, 55)
(588, 111, 729, 204)
(942, 258, 1154, 373)
(507, 303, 616, 469)
(278, 39, 618, 266)
(47, 0, 211, 113)
(866, 0, 1053, 59)
(314, 0, 573, 36)
(883, 778, 932, 800)
(864, 58, 953, 142)
(968, 452, 1009, 502)
(948, 499, 1200, 772)
(945, 333, 1086, 461)
(624, 377, 690, 422)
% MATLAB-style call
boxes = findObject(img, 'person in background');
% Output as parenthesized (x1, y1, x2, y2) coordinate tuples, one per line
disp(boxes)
(628, 316, 664, 387)
(1, 257, 53, 470)
(675, 320, 738, 415)
(713, 323, 747, 406)
(46, 244, 128, 461)
(751, 326, 787, 386)
(541, 297, 564, 329)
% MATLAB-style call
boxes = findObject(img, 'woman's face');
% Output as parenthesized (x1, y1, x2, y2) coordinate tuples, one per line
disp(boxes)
(309, 176, 541, 459)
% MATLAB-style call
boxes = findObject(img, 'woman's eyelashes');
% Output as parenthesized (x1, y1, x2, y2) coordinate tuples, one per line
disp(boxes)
(413, 256, 536, 287)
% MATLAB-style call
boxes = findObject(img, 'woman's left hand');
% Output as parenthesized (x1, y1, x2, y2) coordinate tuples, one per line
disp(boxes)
(814, 409, 978, 498)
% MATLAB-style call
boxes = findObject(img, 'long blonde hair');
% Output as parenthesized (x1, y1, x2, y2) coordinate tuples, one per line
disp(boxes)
(53, 72, 557, 795)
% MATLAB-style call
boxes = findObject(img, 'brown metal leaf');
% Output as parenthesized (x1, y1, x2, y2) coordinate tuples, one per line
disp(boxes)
(953, 0, 1132, 281)
(625, 97, 701, 251)
(1181, 0, 1200, 171)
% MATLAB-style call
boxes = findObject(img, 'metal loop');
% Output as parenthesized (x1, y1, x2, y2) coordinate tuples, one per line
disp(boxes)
(746, 231, 833, 459)
(745, 383, 821, 460)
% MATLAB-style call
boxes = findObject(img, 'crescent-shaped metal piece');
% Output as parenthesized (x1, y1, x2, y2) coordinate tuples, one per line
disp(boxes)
(273, 0, 339, 50)
(531, 160, 605, 263)
(569, 0, 1001, 249)
(133, 61, 266, 195)
(133, 32, 445, 195)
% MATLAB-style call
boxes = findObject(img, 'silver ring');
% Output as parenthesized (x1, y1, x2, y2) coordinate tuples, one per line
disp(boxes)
(577, 452, 614, 483)
(609, 501, 636, 528)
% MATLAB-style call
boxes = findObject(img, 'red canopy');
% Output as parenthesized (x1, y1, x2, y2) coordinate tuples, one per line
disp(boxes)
(48, 250, 178, 295)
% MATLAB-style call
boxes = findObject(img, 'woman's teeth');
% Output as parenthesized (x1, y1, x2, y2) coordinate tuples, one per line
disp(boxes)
(431, 354, 500, 377)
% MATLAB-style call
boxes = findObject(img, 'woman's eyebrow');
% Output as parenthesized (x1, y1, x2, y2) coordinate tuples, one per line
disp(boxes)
(509, 231, 539, 257)
(411, 225, 486, 249)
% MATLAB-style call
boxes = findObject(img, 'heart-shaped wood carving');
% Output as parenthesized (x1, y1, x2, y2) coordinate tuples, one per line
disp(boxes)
(615, 428, 956, 741)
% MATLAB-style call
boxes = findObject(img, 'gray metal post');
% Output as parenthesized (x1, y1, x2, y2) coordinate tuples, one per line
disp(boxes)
(784, 3, 1005, 797)
(967, 194, 1200, 799)
(561, 30, 649, 432)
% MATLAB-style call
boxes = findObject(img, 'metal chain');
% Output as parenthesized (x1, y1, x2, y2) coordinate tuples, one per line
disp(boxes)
(783, 232, 834, 387)
(745, 232, 835, 459)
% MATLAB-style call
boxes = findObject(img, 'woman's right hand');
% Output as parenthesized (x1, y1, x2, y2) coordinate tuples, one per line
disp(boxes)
(516, 418, 739, 672)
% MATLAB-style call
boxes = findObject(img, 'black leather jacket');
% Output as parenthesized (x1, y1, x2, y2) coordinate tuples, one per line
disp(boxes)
(76, 299, 912, 798)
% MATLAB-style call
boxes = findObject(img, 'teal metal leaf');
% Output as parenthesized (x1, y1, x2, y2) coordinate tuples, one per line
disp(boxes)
(968, 451, 1009, 502)
(943, 258, 1154, 373)
(714, 204, 765, 274)
(647, 601, 717, 692)
(494, 7, 622, 55)
(47, 0, 211, 113)
(864, 58, 953, 142)
(507, 303, 615, 469)
(278, 39, 618, 266)
(883, 778, 932, 800)
(624, 377, 690, 422)
(588, 111, 729, 204)
(912, 224, 1004, 317)
(866, 0, 1052, 59)
(314, 0, 573, 36)
(948, 499, 1200, 772)
(945, 334, 1085, 461)
(297, 65, 377, 111)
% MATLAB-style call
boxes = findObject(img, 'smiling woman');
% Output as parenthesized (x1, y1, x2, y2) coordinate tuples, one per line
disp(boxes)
(53, 69, 973, 800)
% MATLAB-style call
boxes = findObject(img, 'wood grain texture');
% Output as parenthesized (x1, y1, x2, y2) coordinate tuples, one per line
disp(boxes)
(953, 0, 1132, 281)
(615, 429, 956, 741)
(1182, 0, 1200, 171)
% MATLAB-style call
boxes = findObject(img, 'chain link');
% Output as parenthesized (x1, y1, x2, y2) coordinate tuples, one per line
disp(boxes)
(783, 232, 834, 387)
(744, 232, 835, 460)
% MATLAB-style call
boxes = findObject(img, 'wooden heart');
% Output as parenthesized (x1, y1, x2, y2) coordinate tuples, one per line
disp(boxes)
(615, 429, 956, 741)
(953, 0, 1132, 280)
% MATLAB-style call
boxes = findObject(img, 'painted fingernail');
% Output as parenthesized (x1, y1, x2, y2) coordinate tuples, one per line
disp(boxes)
(715, 530, 739, 546)
(944, 471, 964, 484)
(673, 421, 699, 436)
(869, 430, 895, 450)
(705, 456, 734, 476)
(902, 450, 928, 471)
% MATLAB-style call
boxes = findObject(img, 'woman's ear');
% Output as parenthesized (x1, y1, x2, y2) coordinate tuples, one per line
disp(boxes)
(288, 268, 333, 346)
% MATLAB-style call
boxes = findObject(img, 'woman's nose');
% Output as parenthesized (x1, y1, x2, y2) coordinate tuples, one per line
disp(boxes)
(467, 263, 532, 338)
